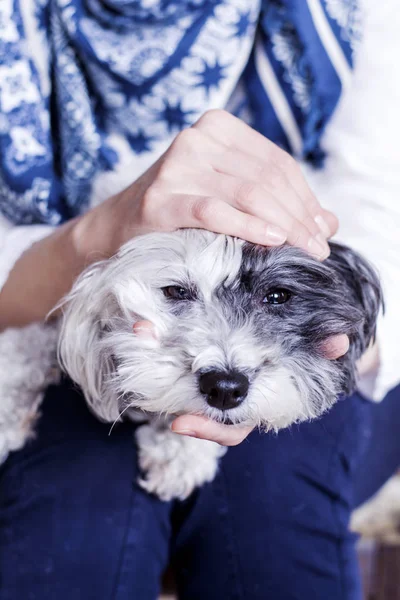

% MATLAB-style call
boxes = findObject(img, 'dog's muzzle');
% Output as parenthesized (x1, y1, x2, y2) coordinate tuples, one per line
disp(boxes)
(198, 370, 249, 411)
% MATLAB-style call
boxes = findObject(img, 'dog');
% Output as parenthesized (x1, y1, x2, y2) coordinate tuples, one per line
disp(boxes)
(57, 230, 382, 501)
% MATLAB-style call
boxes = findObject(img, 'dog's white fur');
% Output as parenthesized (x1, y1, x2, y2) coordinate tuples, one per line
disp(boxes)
(56, 230, 355, 500)
(0, 229, 381, 503)
(136, 424, 226, 500)
(0, 322, 59, 463)
(56, 232, 304, 499)
(0, 230, 328, 501)
(59, 231, 332, 430)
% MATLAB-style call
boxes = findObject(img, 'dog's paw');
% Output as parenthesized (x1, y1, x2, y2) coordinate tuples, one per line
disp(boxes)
(135, 424, 226, 501)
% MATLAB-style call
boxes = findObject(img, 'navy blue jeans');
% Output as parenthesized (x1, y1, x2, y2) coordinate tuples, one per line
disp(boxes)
(0, 380, 399, 600)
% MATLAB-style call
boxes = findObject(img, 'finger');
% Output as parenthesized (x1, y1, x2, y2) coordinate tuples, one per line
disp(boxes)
(170, 194, 288, 246)
(321, 209, 339, 237)
(158, 155, 328, 255)
(203, 173, 329, 258)
(166, 123, 335, 242)
(171, 415, 253, 446)
(170, 127, 320, 238)
(195, 111, 335, 237)
(320, 334, 349, 359)
(207, 150, 322, 239)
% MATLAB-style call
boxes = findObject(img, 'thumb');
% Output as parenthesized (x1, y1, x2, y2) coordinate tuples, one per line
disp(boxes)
(320, 334, 349, 360)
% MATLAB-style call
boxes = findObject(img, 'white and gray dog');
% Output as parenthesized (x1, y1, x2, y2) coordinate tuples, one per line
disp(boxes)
(56, 230, 382, 501)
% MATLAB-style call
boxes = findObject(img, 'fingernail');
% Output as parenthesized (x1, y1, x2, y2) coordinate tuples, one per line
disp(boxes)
(314, 215, 331, 237)
(171, 428, 197, 437)
(308, 235, 329, 259)
(316, 233, 330, 257)
(265, 225, 287, 244)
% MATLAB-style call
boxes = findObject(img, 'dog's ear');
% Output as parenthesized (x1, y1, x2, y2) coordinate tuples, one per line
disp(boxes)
(325, 242, 383, 359)
(58, 259, 121, 423)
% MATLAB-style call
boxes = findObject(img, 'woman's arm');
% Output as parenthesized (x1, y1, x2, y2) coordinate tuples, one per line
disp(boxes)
(0, 111, 336, 330)
(0, 218, 92, 329)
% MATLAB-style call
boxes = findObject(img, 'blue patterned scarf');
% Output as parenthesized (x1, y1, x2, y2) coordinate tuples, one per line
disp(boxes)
(0, 0, 360, 226)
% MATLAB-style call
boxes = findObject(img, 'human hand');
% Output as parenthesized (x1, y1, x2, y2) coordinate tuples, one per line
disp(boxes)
(77, 110, 337, 259)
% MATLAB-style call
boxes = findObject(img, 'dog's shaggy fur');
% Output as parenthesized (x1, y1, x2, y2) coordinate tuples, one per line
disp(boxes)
(55, 230, 381, 500)
(0, 322, 59, 463)
(0, 230, 382, 500)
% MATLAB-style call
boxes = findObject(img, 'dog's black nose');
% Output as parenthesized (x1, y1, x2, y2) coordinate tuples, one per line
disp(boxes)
(199, 370, 249, 411)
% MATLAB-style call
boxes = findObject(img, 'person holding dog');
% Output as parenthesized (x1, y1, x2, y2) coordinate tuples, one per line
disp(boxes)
(0, 1, 398, 598)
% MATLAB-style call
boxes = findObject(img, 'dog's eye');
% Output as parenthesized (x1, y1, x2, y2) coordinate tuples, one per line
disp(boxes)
(162, 286, 193, 301)
(263, 289, 291, 305)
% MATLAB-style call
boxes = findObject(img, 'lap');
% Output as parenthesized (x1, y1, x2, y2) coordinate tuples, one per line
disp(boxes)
(0, 380, 398, 600)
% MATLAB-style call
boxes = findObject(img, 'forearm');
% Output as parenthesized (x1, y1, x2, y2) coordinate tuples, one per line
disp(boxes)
(0, 210, 112, 330)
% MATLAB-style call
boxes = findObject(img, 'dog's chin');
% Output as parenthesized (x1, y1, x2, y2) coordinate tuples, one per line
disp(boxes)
(175, 393, 306, 430)
(199, 408, 249, 427)
(114, 367, 314, 431)
(118, 393, 256, 428)
(172, 403, 303, 430)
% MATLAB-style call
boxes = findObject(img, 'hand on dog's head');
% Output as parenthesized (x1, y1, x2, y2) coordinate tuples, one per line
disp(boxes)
(58, 231, 382, 430)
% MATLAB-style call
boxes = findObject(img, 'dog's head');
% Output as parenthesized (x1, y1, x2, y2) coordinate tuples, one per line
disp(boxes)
(59, 230, 382, 429)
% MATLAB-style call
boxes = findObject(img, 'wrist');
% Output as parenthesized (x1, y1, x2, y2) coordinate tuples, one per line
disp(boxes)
(72, 176, 147, 265)
(71, 199, 119, 265)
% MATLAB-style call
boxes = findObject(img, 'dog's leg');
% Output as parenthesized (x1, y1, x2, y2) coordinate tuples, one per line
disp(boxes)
(135, 423, 226, 501)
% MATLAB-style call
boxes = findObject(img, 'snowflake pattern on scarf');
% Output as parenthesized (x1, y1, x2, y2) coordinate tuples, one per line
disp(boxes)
(0, 0, 359, 225)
